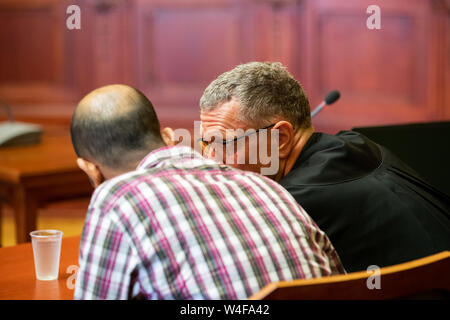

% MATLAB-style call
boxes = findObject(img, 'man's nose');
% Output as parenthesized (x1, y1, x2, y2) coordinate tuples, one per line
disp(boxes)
(204, 145, 215, 159)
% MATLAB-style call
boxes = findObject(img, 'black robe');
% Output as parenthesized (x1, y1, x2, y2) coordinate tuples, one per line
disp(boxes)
(279, 131, 450, 272)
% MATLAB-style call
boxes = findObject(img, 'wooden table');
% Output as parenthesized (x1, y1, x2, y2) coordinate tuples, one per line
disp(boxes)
(0, 236, 80, 300)
(0, 131, 92, 244)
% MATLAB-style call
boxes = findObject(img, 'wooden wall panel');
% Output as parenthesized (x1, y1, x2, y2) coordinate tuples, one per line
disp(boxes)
(0, 0, 79, 106)
(0, 0, 136, 124)
(0, 0, 448, 133)
(264, 1, 309, 87)
(439, 1, 450, 119)
(301, 0, 443, 133)
(79, 0, 135, 90)
(0, 9, 55, 83)
(447, 15, 450, 119)
(134, 0, 267, 128)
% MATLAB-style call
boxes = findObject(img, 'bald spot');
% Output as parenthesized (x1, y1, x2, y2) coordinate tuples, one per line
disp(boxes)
(76, 84, 144, 120)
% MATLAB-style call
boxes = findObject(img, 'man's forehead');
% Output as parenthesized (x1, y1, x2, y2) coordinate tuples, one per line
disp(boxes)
(200, 100, 247, 131)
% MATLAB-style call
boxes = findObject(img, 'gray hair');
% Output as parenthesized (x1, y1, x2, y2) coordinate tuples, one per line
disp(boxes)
(200, 61, 311, 128)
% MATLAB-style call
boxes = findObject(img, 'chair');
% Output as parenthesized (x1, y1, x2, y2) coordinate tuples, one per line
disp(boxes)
(249, 251, 450, 300)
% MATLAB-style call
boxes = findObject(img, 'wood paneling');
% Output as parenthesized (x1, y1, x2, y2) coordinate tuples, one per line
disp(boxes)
(80, 0, 135, 89)
(301, 0, 446, 133)
(0, 0, 80, 105)
(447, 15, 450, 119)
(0, 0, 136, 122)
(437, 0, 450, 119)
(0, 0, 448, 133)
(134, 0, 270, 128)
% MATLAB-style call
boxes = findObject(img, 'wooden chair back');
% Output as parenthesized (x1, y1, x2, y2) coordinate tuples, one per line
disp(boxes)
(250, 251, 450, 300)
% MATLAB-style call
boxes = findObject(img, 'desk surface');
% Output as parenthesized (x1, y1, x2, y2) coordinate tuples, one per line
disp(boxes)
(0, 132, 81, 183)
(0, 130, 92, 244)
(0, 236, 80, 300)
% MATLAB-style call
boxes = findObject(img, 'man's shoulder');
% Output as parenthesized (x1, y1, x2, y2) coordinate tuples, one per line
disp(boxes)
(94, 162, 291, 207)
(89, 170, 149, 208)
(281, 130, 383, 187)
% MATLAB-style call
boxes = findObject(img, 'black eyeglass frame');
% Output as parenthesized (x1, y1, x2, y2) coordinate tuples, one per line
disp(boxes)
(198, 123, 276, 148)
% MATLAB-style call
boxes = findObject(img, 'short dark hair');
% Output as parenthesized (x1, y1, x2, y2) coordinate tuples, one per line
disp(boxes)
(70, 86, 163, 168)
(200, 61, 311, 129)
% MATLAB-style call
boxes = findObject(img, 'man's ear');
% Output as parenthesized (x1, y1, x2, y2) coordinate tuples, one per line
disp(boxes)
(161, 127, 175, 146)
(76, 158, 105, 188)
(274, 121, 295, 159)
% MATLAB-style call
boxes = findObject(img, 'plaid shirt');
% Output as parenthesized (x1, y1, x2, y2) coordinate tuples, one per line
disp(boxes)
(74, 146, 344, 300)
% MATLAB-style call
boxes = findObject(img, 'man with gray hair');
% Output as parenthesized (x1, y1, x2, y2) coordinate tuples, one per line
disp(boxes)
(199, 61, 450, 273)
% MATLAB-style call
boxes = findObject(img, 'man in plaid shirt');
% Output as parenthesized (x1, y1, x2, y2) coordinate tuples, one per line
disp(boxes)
(70, 84, 344, 300)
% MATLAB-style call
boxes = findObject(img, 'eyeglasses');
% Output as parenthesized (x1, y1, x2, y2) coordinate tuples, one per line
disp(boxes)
(198, 124, 276, 152)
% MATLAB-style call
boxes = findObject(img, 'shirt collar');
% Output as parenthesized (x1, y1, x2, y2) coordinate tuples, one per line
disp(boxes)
(137, 145, 202, 170)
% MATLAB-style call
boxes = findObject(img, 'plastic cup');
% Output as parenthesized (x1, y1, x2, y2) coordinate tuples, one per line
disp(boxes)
(30, 230, 63, 281)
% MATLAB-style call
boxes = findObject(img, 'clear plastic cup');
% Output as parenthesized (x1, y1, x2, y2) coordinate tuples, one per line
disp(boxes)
(30, 230, 63, 281)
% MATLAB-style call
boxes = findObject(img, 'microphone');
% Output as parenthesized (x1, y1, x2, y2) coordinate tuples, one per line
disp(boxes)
(0, 99, 14, 122)
(0, 99, 43, 147)
(311, 90, 341, 118)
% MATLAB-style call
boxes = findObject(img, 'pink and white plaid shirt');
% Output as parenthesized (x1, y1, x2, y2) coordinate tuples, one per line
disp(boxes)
(74, 146, 344, 299)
